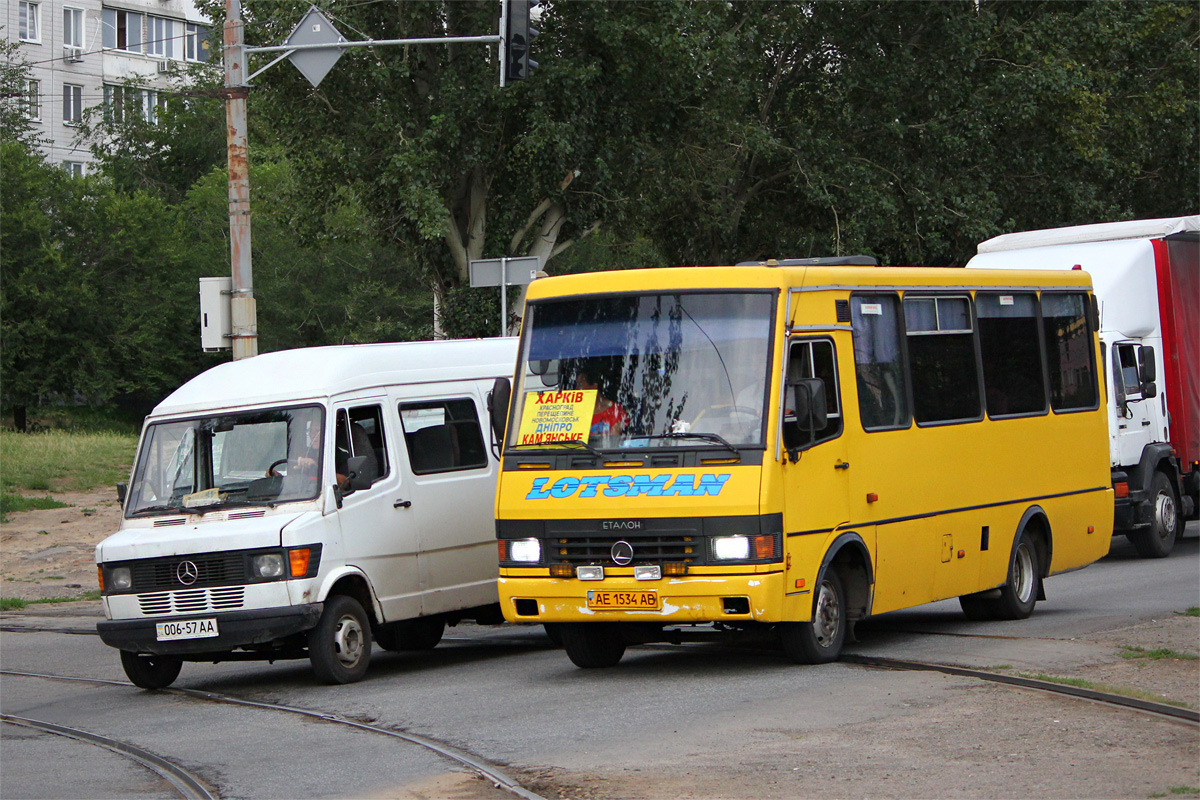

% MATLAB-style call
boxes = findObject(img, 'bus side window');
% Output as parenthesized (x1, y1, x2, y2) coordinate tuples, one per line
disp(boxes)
(783, 339, 843, 450)
(851, 295, 911, 430)
(1043, 293, 1100, 412)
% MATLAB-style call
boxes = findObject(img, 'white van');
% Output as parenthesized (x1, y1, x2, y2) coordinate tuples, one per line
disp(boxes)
(96, 339, 518, 688)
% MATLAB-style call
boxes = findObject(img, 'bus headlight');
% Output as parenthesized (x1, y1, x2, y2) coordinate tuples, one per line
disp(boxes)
(509, 538, 542, 563)
(712, 535, 750, 561)
(109, 566, 132, 591)
(252, 553, 285, 578)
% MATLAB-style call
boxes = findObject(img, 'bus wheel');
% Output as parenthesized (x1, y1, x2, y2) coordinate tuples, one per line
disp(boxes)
(780, 570, 846, 664)
(120, 651, 182, 689)
(309, 595, 372, 684)
(1129, 472, 1178, 559)
(560, 624, 626, 668)
(992, 531, 1040, 620)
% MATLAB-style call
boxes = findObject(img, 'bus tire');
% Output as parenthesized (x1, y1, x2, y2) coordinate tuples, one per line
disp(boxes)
(560, 624, 626, 668)
(780, 570, 846, 664)
(309, 595, 372, 684)
(992, 530, 1040, 620)
(1129, 471, 1178, 559)
(120, 651, 182, 690)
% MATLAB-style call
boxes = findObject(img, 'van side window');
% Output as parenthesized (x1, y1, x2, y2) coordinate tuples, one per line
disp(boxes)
(1042, 293, 1099, 412)
(851, 294, 911, 430)
(784, 339, 842, 449)
(399, 398, 488, 475)
(977, 293, 1047, 418)
(335, 405, 388, 490)
(904, 296, 982, 425)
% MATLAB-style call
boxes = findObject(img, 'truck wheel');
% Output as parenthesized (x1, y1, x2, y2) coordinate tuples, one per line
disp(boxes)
(560, 624, 626, 668)
(120, 651, 182, 690)
(1129, 472, 1178, 559)
(779, 570, 846, 664)
(376, 617, 445, 651)
(309, 595, 372, 684)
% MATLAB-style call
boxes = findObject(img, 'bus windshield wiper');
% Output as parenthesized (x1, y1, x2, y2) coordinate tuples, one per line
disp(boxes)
(644, 432, 741, 457)
(510, 439, 604, 457)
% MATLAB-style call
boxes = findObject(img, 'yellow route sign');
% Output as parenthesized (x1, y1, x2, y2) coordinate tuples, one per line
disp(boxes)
(517, 389, 598, 445)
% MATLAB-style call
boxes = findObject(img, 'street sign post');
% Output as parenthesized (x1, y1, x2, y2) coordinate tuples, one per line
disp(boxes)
(469, 256, 541, 335)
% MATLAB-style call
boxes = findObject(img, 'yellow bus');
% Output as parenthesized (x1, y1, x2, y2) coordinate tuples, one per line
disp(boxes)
(491, 259, 1113, 667)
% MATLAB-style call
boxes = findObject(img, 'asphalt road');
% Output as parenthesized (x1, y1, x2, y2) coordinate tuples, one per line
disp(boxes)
(1, 523, 1196, 799)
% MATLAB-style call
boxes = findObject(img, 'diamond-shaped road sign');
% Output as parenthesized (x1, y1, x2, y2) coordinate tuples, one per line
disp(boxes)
(285, 7, 346, 87)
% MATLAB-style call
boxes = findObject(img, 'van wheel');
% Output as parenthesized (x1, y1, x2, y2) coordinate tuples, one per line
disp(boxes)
(560, 624, 626, 668)
(120, 651, 182, 689)
(1129, 472, 1178, 559)
(376, 617, 445, 651)
(780, 570, 846, 664)
(309, 595, 372, 684)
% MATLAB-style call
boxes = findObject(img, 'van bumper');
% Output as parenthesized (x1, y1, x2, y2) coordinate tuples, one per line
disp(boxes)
(97, 603, 323, 656)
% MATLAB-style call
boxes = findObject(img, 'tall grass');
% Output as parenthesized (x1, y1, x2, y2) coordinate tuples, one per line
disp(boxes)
(0, 429, 138, 494)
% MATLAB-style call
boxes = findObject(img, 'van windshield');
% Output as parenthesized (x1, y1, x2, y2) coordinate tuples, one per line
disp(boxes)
(509, 292, 775, 451)
(126, 405, 325, 517)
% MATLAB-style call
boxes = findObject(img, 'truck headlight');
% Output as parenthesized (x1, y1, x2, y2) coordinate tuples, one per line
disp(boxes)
(712, 535, 750, 561)
(252, 553, 285, 578)
(509, 538, 542, 563)
(110, 566, 132, 591)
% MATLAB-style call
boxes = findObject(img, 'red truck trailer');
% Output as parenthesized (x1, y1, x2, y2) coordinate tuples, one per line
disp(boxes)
(969, 216, 1199, 557)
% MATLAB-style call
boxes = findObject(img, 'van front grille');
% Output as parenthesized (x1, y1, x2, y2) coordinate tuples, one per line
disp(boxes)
(138, 587, 245, 615)
(127, 553, 248, 592)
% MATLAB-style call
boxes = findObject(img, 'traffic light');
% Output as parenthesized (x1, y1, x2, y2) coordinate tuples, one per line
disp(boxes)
(501, 0, 538, 84)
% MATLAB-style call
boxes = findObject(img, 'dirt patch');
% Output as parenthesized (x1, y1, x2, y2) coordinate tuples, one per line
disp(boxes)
(1, 487, 120, 602)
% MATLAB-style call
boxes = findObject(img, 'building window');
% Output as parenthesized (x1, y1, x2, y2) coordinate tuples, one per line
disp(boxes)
(102, 7, 143, 52)
(63, 83, 83, 124)
(104, 84, 163, 123)
(25, 79, 41, 121)
(185, 22, 210, 62)
(63, 7, 84, 48)
(63, 161, 85, 177)
(19, 2, 40, 42)
(146, 16, 175, 59)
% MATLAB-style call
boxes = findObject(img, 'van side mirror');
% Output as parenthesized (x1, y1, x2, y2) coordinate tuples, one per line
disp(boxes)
(791, 378, 828, 433)
(116, 482, 127, 506)
(489, 377, 512, 444)
(345, 455, 373, 491)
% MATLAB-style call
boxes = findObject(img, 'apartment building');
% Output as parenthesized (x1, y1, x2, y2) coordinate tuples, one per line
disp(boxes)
(6, 0, 212, 173)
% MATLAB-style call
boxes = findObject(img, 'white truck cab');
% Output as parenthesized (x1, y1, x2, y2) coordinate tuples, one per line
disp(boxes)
(96, 339, 517, 687)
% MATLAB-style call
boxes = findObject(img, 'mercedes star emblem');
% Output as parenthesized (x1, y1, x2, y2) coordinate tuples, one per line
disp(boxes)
(610, 540, 634, 566)
(176, 560, 199, 585)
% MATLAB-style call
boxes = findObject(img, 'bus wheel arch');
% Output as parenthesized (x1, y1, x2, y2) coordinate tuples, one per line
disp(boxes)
(779, 533, 872, 665)
(960, 508, 1049, 621)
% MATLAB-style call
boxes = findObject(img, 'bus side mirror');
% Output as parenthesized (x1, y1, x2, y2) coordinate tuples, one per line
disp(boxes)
(791, 378, 828, 433)
(489, 377, 512, 444)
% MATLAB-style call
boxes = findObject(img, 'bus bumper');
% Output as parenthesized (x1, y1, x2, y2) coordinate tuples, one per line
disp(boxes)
(499, 572, 786, 624)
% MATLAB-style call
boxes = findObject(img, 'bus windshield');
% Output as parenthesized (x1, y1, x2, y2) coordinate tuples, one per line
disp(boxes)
(510, 291, 775, 451)
(126, 405, 325, 517)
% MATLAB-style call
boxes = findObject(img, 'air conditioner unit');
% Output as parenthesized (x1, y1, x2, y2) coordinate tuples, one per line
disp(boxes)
(156, 60, 171, 74)
(63, 46, 84, 63)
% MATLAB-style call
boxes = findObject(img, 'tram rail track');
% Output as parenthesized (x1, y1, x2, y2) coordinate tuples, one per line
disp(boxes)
(1, 669, 549, 800)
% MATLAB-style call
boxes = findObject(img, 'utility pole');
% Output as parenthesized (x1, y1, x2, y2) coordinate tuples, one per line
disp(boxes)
(224, 0, 256, 360)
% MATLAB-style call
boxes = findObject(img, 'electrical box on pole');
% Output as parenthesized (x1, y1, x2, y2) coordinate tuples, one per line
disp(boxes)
(199, 277, 233, 351)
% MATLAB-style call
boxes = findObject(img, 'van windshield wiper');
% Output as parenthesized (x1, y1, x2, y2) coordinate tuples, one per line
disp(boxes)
(128, 504, 184, 517)
(643, 432, 741, 457)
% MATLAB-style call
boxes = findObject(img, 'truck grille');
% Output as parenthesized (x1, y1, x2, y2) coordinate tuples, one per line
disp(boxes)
(138, 587, 245, 615)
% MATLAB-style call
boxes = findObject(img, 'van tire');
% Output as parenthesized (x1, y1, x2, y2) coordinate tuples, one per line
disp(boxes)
(560, 624, 626, 668)
(376, 617, 445, 651)
(309, 595, 372, 684)
(120, 651, 182, 689)
(1129, 472, 1178, 559)
(779, 570, 846, 664)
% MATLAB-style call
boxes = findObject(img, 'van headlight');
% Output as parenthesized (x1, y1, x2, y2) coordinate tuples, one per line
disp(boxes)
(509, 538, 542, 563)
(252, 553, 285, 578)
(712, 535, 750, 561)
(110, 566, 132, 591)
